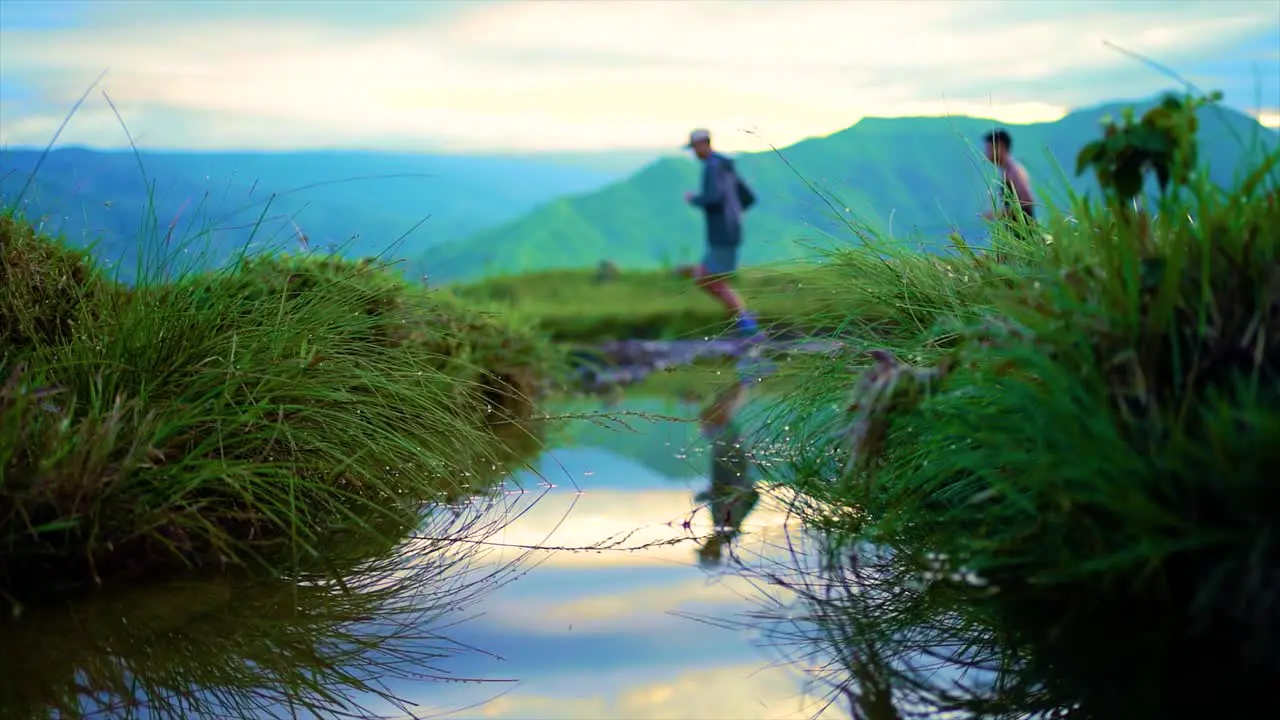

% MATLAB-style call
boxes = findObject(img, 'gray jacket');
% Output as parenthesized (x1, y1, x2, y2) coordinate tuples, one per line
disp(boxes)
(689, 152, 743, 247)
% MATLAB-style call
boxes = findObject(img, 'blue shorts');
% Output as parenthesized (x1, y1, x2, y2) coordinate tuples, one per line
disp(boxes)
(700, 245, 739, 277)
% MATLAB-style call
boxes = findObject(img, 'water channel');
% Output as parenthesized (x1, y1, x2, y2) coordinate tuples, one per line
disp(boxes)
(0, 364, 853, 720)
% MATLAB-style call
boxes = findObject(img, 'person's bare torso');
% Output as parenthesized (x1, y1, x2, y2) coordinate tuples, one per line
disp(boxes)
(1000, 158, 1036, 218)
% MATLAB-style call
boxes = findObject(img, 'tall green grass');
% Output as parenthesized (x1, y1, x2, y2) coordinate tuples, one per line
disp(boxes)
(751, 91, 1280, 718)
(0, 212, 560, 609)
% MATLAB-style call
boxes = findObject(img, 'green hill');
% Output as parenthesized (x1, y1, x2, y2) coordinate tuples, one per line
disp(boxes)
(0, 148, 644, 282)
(424, 94, 1277, 281)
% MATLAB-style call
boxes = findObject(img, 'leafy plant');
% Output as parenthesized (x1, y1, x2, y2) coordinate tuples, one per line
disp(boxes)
(1075, 90, 1223, 205)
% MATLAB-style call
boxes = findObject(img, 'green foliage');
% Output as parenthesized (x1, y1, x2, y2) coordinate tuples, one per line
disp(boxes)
(0, 213, 117, 352)
(762, 91, 1280, 718)
(1075, 90, 1224, 202)
(0, 215, 556, 608)
(189, 253, 566, 409)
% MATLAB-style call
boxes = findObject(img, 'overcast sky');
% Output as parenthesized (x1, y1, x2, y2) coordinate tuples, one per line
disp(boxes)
(1, 0, 1277, 153)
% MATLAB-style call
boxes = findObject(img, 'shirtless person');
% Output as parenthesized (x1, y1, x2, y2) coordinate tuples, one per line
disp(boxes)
(981, 129, 1038, 242)
(677, 128, 765, 343)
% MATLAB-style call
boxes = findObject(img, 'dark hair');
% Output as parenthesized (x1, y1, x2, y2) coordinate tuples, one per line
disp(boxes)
(983, 129, 1012, 150)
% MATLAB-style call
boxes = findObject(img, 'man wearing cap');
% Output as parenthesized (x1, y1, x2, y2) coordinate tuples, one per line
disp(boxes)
(677, 128, 765, 343)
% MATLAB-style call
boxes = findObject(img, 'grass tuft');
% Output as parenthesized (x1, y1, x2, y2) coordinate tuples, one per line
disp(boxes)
(756, 90, 1280, 718)
(0, 213, 558, 608)
(0, 213, 119, 350)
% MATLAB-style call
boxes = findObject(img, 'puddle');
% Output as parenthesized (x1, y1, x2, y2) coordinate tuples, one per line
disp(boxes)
(0, 375, 842, 720)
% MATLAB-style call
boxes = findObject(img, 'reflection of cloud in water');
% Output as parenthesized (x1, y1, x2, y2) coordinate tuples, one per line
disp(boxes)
(424, 432, 810, 572)
(471, 483, 803, 570)
(481, 575, 765, 634)
(372, 452, 827, 718)
(377, 386, 832, 720)
(403, 663, 841, 720)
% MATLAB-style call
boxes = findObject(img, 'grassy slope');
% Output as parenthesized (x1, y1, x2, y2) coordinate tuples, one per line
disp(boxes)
(757, 93, 1280, 718)
(0, 148, 629, 282)
(0, 212, 561, 608)
(449, 264, 851, 341)
(424, 95, 1276, 280)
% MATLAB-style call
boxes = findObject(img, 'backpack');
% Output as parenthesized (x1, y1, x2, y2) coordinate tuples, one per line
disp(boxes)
(735, 175, 757, 211)
(715, 154, 757, 212)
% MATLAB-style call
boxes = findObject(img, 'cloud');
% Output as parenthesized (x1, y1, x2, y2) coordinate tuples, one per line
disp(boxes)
(1, 0, 1277, 151)
(393, 662, 842, 720)
(0, 0, 480, 32)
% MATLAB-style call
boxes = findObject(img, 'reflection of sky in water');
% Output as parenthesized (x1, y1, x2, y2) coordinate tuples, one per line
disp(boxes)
(366, 390, 841, 720)
(0, 374, 994, 719)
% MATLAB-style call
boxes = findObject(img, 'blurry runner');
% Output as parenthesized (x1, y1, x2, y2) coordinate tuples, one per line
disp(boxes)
(678, 128, 766, 343)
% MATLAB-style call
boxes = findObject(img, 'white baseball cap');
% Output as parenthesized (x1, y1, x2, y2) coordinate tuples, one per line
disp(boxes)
(684, 128, 711, 148)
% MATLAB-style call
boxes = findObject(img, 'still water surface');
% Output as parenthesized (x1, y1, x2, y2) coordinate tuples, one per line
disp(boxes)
(1, 373, 842, 720)
(387, 379, 836, 720)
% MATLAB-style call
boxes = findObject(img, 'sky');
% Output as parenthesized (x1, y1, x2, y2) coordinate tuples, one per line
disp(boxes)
(0, 0, 1277, 154)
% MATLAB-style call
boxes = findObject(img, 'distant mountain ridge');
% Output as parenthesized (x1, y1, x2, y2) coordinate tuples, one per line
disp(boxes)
(4, 94, 1273, 285)
(0, 147, 645, 281)
(422, 94, 1277, 281)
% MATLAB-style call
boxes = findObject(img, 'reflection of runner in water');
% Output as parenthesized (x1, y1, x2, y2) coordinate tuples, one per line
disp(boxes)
(694, 379, 760, 567)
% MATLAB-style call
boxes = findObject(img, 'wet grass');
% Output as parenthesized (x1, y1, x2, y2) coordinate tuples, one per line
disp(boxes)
(746, 91, 1280, 718)
(0, 212, 561, 610)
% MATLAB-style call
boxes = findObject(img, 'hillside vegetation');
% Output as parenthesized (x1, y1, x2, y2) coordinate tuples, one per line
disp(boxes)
(424, 94, 1276, 280)
(0, 212, 560, 610)
(756, 91, 1280, 718)
(449, 264, 852, 341)
(0, 148, 630, 283)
